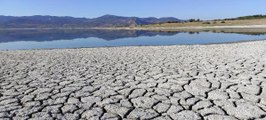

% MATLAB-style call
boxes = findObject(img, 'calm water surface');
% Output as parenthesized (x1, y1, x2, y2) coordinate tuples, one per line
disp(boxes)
(0, 29, 266, 50)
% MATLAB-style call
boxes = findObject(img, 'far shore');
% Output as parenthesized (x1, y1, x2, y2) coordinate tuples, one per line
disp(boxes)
(1, 25, 266, 31)
(97, 25, 266, 30)
(1, 25, 266, 36)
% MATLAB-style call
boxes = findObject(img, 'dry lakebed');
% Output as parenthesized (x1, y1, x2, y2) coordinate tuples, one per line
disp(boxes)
(0, 40, 266, 120)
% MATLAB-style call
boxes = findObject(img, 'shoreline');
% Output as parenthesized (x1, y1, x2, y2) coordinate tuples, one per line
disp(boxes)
(1, 25, 266, 31)
(1, 39, 266, 52)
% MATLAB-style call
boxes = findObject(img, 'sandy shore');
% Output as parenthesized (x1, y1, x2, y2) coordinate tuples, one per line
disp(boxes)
(1, 41, 266, 119)
(1, 25, 266, 31)
(89, 25, 266, 31)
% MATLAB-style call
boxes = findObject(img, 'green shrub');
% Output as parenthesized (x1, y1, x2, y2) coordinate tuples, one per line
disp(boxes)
(203, 22, 211, 24)
(188, 19, 196, 22)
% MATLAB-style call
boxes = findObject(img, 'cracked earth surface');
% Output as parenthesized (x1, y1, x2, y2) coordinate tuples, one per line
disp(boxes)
(0, 41, 266, 120)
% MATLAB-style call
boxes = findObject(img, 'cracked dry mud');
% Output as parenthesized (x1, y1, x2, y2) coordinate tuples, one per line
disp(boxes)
(1, 41, 266, 120)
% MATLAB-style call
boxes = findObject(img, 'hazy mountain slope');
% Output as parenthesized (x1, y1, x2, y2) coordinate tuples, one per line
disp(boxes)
(0, 15, 182, 28)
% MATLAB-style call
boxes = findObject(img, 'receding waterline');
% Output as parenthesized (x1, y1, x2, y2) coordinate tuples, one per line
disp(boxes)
(0, 30, 266, 50)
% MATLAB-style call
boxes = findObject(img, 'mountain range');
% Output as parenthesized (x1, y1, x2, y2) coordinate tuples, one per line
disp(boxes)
(0, 15, 182, 28)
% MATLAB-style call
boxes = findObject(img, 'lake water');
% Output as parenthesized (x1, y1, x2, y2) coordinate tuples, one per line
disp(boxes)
(0, 29, 266, 50)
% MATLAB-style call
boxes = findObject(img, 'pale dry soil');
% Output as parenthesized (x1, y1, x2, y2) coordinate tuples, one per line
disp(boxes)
(1, 41, 266, 120)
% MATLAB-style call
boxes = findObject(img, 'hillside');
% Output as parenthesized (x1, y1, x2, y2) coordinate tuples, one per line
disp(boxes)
(139, 14, 266, 28)
(1, 14, 266, 29)
(141, 18, 266, 28)
(0, 15, 182, 28)
(228, 15, 266, 20)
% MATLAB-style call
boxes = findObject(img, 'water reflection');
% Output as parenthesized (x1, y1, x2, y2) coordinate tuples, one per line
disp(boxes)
(1, 29, 266, 43)
(0, 29, 266, 50)
(0, 29, 182, 42)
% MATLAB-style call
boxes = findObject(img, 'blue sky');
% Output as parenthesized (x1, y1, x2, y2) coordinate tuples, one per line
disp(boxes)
(0, 0, 266, 20)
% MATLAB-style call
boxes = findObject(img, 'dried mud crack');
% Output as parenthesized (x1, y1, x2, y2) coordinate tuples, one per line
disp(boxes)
(1, 41, 266, 120)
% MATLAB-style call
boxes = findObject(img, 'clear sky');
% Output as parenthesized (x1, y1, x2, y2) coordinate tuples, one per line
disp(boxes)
(0, 0, 266, 20)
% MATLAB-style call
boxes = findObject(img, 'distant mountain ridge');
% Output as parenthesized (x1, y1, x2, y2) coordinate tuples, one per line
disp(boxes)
(0, 15, 183, 28)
